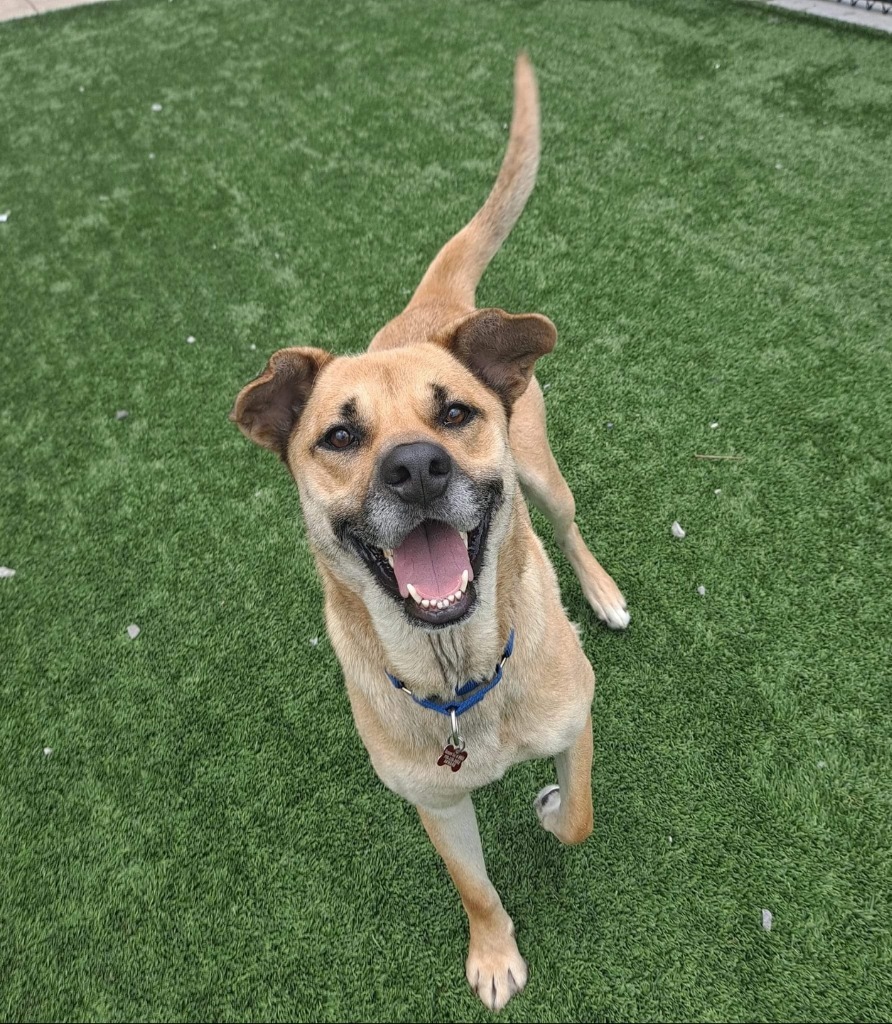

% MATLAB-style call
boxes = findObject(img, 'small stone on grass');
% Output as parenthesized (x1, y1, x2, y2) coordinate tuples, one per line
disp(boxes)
(127, 624, 141, 640)
(115, 409, 129, 420)
(186, 335, 195, 344)
(671, 521, 686, 539)
(151, 103, 163, 112)
(0, 566, 16, 578)
(697, 585, 706, 596)
(43, 747, 53, 757)
(761, 908, 773, 932)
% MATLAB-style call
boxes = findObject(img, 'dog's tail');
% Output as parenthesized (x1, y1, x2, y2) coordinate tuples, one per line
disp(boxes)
(407, 53, 540, 311)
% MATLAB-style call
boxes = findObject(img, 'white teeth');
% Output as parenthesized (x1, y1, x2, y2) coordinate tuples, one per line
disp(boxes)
(402, 576, 466, 611)
(460, 531, 468, 547)
(383, 548, 393, 559)
(387, 556, 394, 567)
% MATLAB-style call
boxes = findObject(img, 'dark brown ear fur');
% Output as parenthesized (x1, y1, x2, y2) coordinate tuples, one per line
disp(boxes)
(230, 347, 332, 456)
(444, 308, 556, 410)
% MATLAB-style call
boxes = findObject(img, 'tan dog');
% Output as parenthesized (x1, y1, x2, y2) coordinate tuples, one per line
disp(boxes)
(231, 54, 628, 1012)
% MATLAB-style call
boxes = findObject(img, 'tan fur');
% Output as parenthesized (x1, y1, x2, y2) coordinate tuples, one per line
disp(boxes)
(231, 54, 627, 1012)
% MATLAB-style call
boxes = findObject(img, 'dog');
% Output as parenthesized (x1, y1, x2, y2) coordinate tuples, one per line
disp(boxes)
(231, 54, 628, 1012)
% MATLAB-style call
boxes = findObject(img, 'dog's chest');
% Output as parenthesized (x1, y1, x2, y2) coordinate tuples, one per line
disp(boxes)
(355, 665, 586, 809)
(368, 713, 519, 808)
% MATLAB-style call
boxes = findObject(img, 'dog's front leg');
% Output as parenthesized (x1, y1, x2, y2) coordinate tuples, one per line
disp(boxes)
(534, 713, 595, 845)
(417, 797, 527, 1012)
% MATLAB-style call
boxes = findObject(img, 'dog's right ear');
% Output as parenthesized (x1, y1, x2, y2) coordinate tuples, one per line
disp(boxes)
(230, 346, 332, 457)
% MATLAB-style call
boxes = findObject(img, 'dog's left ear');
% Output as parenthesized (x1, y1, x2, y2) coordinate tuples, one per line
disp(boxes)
(443, 308, 556, 410)
(230, 346, 332, 457)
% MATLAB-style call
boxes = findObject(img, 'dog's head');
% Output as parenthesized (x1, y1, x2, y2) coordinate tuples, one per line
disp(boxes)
(231, 308, 555, 630)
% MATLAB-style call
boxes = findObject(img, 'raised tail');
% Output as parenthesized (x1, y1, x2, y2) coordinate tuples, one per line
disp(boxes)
(407, 53, 540, 311)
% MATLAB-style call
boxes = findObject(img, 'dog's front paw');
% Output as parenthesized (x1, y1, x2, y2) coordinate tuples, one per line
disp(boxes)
(534, 784, 561, 831)
(466, 930, 528, 1012)
(534, 784, 592, 844)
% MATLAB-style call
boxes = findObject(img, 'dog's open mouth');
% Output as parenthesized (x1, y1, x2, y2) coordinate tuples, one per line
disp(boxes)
(349, 514, 492, 627)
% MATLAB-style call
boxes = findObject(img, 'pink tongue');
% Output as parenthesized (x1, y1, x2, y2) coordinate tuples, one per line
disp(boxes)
(392, 521, 473, 601)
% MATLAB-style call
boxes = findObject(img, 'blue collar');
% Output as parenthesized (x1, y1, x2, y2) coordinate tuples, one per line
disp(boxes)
(386, 629, 515, 722)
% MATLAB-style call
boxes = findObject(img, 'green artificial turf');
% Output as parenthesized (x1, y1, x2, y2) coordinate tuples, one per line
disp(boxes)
(1, 0, 891, 1020)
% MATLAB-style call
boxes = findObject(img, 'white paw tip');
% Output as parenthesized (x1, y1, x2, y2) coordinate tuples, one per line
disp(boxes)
(534, 784, 560, 821)
(603, 605, 630, 630)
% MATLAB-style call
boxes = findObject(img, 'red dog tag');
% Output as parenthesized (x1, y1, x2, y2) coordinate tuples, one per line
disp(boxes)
(437, 744, 468, 772)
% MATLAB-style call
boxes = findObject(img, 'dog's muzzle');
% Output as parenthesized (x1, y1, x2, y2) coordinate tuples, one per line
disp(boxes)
(334, 468, 503, 629)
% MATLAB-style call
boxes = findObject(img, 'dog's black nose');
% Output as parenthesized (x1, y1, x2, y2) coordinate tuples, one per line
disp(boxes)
(380, 441, 452, 505)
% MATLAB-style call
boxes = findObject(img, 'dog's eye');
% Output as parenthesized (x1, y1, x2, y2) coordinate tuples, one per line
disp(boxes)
(325, 427, 354, 450)
(443, 404, 472, 427)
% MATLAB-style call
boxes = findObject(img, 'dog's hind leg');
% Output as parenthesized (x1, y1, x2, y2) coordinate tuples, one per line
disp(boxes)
(511, 378, 630, 629)
(417, 797, 528, 1011)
